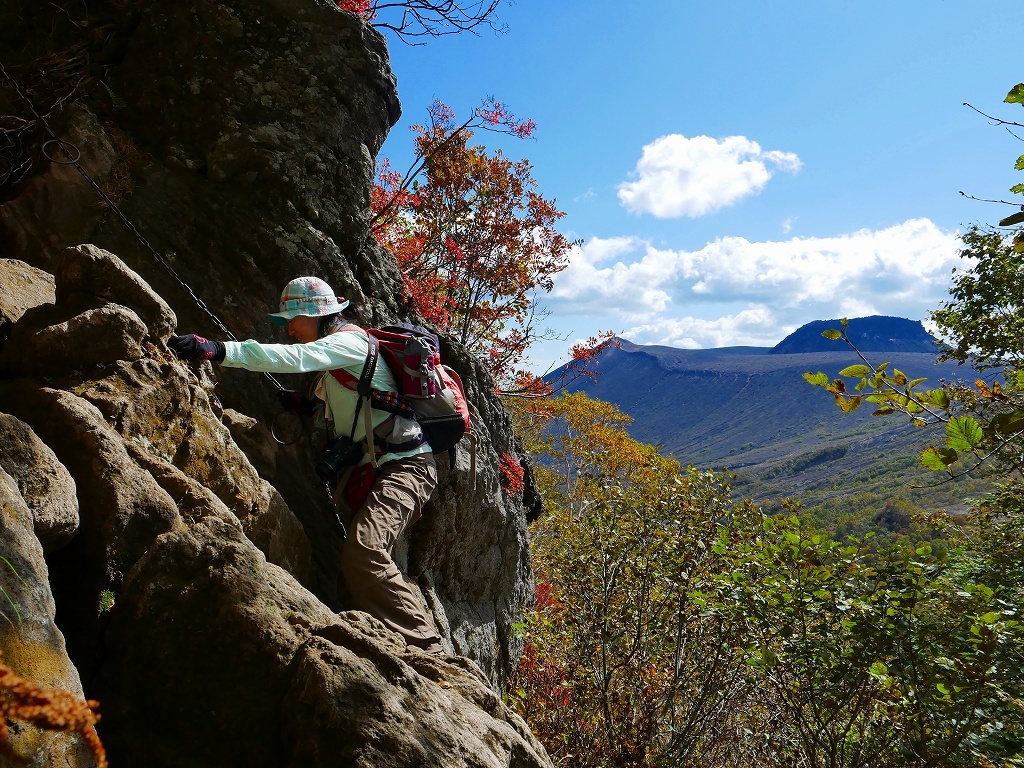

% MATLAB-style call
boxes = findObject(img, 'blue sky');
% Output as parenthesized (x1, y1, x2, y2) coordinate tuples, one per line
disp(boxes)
(377, 1, 1022, 373)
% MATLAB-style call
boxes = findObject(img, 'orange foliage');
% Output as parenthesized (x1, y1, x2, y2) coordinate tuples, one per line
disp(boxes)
(508, 332, 619, 399)
(335, 0, 375, 20)
(372, 99, 572, 385)
(499, 452, 525, 495)
(0, 651, 106, 767)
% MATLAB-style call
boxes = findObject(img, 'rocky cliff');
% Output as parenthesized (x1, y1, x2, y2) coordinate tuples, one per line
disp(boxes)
(0, 2, 547, 766)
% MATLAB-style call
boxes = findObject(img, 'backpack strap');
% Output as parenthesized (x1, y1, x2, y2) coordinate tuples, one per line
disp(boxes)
(328, 325, 370, 391)
(327, 327, 425, 465)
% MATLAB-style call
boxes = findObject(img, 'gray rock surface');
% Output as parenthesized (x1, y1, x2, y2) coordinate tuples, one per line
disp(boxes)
(0, 104, 119, 273)
(0, 303, 147, 377)
(0, 413, 79, 553)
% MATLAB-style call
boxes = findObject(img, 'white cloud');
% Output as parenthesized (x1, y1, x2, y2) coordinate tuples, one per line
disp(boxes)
(782, 216, 796, 234)
(617, 134, 803, 218)
(624, 307, 790, 349)
(547, 218, 962, 348)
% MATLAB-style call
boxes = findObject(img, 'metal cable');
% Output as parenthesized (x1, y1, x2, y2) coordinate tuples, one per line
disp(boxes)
(0, 61, 284, 391)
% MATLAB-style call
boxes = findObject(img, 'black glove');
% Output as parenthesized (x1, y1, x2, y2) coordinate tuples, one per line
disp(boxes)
(278, 389, 319, 416)
(167, 334, 225, 363)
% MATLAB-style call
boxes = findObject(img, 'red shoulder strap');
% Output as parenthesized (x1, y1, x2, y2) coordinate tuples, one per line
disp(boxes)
(328, 326, 370, 390)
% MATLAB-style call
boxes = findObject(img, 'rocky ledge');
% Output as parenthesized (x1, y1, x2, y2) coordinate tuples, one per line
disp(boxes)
(0, 246, 550, 767)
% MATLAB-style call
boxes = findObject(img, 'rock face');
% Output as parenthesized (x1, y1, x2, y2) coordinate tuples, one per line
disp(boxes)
(0, 1, 545, 765)
(0, 259, 55, 345)
(0, 469, 97, 768)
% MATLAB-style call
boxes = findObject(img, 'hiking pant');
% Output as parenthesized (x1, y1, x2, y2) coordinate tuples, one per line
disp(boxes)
(340, 451, 443, 652)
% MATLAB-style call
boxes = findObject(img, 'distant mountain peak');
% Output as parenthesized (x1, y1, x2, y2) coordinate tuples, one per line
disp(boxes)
(771, 316, 937, 354)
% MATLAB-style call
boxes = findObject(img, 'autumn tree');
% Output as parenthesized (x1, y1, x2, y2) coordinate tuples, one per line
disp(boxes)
(701, 510, 1024, 768)
(508, 392, 751, 768)
(336, 0, 505, 43)
(372, 100, 575, 386)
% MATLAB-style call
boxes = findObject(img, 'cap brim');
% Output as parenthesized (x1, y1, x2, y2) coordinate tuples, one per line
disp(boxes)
(268, 299, 349, 326)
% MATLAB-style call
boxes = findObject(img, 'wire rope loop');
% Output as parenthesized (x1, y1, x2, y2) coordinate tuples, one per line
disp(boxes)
(271, 410, 304, 445)
(41, 138, 81, 165)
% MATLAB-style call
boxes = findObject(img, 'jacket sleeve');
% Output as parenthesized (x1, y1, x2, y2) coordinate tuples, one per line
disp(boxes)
(220, 333, 368, 374)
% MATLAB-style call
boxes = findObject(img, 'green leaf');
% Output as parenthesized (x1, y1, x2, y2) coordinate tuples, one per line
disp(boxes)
(1005, 83, 1024, 104)
(921, 446, 958, 471)
(916, 543, 932, 556)
(924, 389, 950, 408)
(821, 329, 842, 341)
(840, 317, 849, 328)
(872, 407, 895, 416)
(803, 372, 829, 387)
(946, 416, 984, 452)
(998, 210, 1024, 228)
(868, 661, 888, 677)
(1012, 183, 1024, 196)
(875, 362, 890, 374)
(892, 369, 908, 386)
(1016, 154, 1024, 172)
(839, 364, 871, 377)
(936, 683, 951, 695)
(908, 377, 927, 388)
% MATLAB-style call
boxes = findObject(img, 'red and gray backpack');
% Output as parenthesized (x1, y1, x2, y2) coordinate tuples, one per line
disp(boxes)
(329, 323, 476, 473)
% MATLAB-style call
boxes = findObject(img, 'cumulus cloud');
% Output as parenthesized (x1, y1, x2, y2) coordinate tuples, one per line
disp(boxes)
(617, 134, 803, 218)
(623, 307, 790, 349)
(548, 218, 962, 347)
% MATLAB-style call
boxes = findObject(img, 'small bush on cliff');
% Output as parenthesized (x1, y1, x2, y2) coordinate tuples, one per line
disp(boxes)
(336, 0, 505, 43)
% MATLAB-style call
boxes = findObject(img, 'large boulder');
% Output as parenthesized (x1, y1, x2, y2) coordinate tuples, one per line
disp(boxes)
(96, 516, 550, 768)
(56, 243, 177, 340)
(0, 412, 79, 553)
(0, 381, 181, 670)
(69, 355, 314, 587)
(0, 469, 98, 768)
(0, 259, 55, 347)
(0, 303, 147, 377)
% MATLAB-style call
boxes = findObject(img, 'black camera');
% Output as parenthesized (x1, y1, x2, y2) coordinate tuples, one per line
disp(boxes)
(315, 436, 365, 480)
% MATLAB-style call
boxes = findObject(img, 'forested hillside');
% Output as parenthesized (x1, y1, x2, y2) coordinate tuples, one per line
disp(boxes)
(558, 318, 991, 531)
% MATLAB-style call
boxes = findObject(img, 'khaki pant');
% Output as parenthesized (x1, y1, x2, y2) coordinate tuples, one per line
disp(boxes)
(340, 451, 443, 652)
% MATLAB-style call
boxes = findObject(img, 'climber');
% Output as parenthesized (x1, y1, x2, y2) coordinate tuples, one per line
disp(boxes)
(166, 276, 445, 655)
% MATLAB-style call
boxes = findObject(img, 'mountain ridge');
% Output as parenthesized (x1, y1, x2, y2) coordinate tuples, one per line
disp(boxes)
(560, 316, 984, 518)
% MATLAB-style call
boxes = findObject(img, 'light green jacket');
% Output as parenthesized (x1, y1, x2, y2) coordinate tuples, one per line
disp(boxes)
(221, 328, 430, 465)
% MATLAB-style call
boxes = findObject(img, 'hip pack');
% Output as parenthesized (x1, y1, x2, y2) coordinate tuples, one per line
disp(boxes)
(329, 324, 475, 475)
